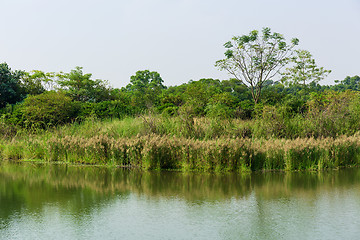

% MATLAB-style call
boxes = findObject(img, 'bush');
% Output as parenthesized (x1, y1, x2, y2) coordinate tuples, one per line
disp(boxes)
(234, 100, 254, 119)
(205, 103, 233, 119)
(13, 91, 78, 129)
(78, 100, 134, 120)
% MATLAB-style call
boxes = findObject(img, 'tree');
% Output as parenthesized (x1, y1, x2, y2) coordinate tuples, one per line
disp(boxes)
(206, 92, 237, 119)
(332, 76, 360, 91)
(182, 79, 222, 116)
(281, 49, 331, 87)
(126, 70, 166, 108)
(220, 78, 252, 101)
(215, 27, 299, 104)
(57, 67, 112, 102)
(0, 63, 23, 108)
(20, 70, 57, 93)
(19, 70, 50, 96)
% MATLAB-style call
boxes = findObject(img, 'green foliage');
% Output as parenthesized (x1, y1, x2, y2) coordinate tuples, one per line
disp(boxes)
(13, 91, 77, 129)
(57, 66, 112, 102)
(304, 90, 360, 138)
(0, 63, 23, 107)
(205, 103, 231, 119)
(332, 75, 360, 91)
(126, 70, 166, 108)
(182, 79, 222, 116)
(1, 59, 360, 145)
(281, 95, 306, 115)
(206, 92, 236, 119)
(281, 49, 331, 87)
(0, 116, 18, 139)
(78, 100, 134, 120)
(156, 88, 183, 116)
(253, 105, 291, 138)
(235, 100, 254, 119)
(248, 90, 360, 139)
(221, 78, 252, 101)
(260, 81, 286, 105)
(216, 27, 299, 104)
(19, 70, 51, 96)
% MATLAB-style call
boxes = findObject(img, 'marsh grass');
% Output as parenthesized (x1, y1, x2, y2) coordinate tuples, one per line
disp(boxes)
(1, 115, 360, 172)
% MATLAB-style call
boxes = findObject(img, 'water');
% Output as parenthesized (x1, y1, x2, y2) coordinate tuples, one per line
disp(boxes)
(1, 162, 360, 239)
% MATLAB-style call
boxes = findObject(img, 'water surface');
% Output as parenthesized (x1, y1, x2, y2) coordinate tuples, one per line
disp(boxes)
(1, 162, 360, 239)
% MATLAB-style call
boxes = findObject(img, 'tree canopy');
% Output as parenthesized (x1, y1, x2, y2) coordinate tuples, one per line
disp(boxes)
(281, 49, 331, 87)
(0, 63, 23, 108)
(126, 70, 166, 108)
(57, 67, 112, 102)
(215, 27, 299, 104)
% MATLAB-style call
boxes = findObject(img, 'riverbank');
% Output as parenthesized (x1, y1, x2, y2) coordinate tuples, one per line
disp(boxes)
(1, 117, 360, 171)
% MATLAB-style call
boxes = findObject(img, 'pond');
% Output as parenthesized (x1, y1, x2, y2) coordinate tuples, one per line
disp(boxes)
(1, 162, 360, 239)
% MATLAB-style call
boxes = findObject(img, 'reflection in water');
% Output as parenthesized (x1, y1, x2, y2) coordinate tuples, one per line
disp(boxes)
(1, 162, 360, 239)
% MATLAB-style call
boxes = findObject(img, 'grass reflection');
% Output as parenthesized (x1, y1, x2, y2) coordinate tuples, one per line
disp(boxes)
(1, 162, 359, 222)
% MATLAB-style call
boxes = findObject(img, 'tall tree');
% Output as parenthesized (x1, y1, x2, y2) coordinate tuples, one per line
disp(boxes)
(57, 66, 112, 102)
(0, 63, 23, 108)
(215, 27, 299, 104)
(281, 49, 331, 87)
(126, 70, 166, 108)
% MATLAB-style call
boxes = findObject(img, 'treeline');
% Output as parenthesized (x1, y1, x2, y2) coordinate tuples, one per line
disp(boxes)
(1, 61, 360, 137)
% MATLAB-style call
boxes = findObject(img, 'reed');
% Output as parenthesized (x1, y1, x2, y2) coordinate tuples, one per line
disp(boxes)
(1, 114, 360, 172)
(2, 127, 360, 171)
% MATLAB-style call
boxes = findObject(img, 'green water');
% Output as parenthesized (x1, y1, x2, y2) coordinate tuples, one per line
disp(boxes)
(0, 162, 360, 240)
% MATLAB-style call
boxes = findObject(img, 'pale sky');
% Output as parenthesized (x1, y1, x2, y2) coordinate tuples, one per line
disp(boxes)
(1, 0, 359, 88)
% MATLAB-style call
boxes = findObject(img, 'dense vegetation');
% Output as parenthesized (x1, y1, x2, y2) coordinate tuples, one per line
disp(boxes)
(1, 28, 360, 171)
(1, 64, 359, 139)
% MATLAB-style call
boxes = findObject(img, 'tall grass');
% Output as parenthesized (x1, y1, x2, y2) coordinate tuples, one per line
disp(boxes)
(2, 119, 360, 171)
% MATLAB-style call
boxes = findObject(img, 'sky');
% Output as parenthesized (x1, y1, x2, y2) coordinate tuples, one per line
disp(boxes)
(1, 0, 359, 88)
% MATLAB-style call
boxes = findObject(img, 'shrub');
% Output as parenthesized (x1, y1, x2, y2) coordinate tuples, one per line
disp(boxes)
(205, 103, 233, 119)
(234, 100, 254, 119)
(15, 91, 78, 129)
(78, 100, 134, 120)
